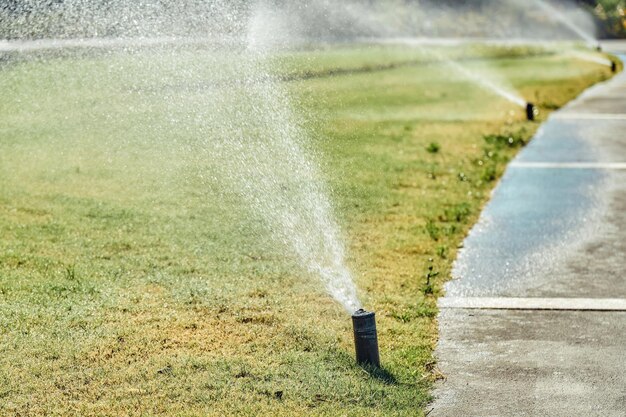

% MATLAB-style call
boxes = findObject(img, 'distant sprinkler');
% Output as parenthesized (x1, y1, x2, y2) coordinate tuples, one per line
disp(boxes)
(611, 61, 617, 73)
(526, 102, 538, 121)
(352, 309, 380, 367)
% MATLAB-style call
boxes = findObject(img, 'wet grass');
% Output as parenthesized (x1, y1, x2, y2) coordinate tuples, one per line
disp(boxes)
(0, 44, 615, 416)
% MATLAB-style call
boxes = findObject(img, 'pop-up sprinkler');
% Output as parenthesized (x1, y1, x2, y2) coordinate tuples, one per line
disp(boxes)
(526, 102, 538, 121)
(611, 61, 617, 73)
(352, 309, 380, 367)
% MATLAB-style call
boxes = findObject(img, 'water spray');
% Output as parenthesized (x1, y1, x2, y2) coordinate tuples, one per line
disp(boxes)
(526, 102, 538, 121)
(567, 51, 616, 72)
(531, 0, 598, 48)
(352, 309, 380, 367)
(424, 48, 527, 109)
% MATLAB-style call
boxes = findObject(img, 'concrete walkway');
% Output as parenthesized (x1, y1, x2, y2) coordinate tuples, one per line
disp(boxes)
(430, 44, 626, 416)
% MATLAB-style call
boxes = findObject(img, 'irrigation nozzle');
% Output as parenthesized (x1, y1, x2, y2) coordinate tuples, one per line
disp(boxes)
(611, 61, 617, 73)
(352, 309, 380, 367)
(526, 102, 538, 121)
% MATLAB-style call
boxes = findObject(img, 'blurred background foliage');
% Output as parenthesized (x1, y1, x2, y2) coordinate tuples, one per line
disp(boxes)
(581, 0, 626, 38)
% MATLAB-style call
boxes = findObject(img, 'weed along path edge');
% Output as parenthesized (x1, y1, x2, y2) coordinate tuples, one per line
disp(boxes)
(431, 44, 626, 417)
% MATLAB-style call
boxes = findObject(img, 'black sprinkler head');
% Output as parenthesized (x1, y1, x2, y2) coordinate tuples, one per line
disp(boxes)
(611, 61, 617, 73)
(352, 309, 380, 367)
(526, 102, 537, 121)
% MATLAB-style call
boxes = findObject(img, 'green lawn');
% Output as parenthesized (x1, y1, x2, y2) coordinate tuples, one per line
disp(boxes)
(0, 43, 616, 416)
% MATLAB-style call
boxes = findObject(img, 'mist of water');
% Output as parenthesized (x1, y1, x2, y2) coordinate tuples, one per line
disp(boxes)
(198, 7, 362, 312)
(531, 0, 598, 47)
(1, 0, 601, 44)
(0, 36, 215, 52)
(242, 3, 360, 312)
(167, 2, 362, 313)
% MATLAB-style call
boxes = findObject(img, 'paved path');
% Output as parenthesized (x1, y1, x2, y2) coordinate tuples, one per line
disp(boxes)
(430, 44, 626, 416)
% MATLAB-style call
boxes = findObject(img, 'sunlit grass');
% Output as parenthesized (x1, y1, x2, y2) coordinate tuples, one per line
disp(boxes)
(0, 44, 615, 416)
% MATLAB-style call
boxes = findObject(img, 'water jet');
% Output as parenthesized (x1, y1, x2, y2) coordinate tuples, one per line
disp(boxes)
(526, 102, 538, 121)
(531, 0, 598, 48)
(424, 48, 527, 109)
(352, 309, 380, 367)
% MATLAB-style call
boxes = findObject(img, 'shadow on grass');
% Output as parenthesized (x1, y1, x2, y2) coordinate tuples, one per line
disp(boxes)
(360, 363, 398, 385)
(326, 347, 399, 385)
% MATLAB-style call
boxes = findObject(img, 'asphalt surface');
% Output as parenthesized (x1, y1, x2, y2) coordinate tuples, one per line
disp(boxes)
(431, 45, 626, 416)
